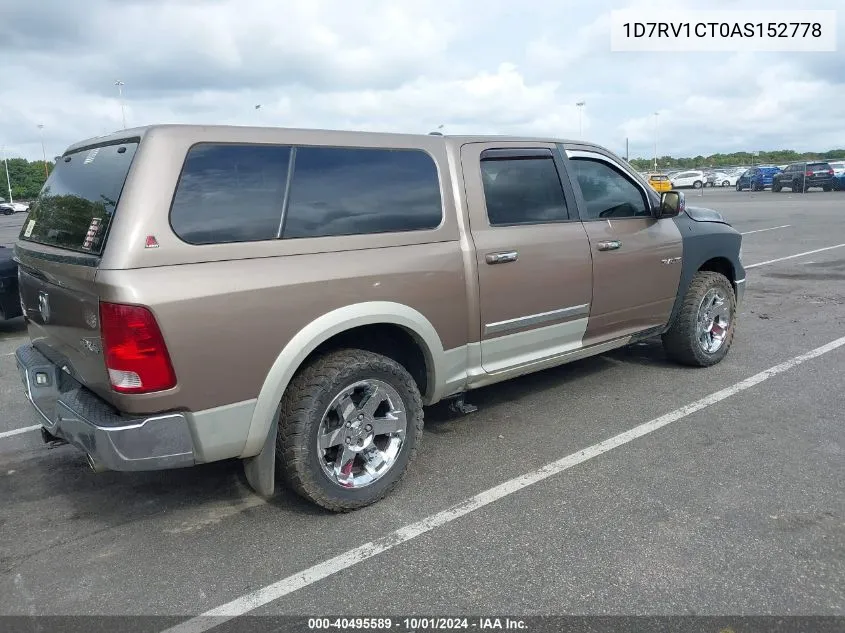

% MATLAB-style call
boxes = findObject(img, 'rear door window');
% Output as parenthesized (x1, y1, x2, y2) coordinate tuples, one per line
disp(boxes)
(20, 141, 138, 254)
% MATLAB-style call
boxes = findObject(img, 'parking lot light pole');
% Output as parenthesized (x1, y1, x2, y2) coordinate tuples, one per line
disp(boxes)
(576, 102, 585, 138)
(37, 124, 49, 179)
(2, 146, 13, 204)
(653, 111, 659, 172)
(114, 80, 127, 130)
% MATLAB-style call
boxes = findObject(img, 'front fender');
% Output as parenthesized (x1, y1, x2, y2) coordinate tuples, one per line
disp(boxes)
(239, 301, 447, 458)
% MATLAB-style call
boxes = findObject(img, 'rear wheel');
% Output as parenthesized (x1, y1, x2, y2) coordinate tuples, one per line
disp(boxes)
(735, 183, 743, 191)
(772, 181, 782, 192)
(276, 349, 424, 512)
(793, 179, 804, 193)
(693, 180, 703, 189)
(823, 184, 832, 192)
(662, 271, 736, 367)
(722, 180, 729, 187)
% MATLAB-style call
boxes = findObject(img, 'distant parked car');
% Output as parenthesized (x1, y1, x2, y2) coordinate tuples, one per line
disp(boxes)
(736, 166, 781, 191)
(670, 170, 707, 189)
(0, 246, 22, 320)
(714, 170, 743, 187)
(828, 161, 845, 190)
(0, 201, 29, 215)
(646, 172, 672, 192)
(772, 162, 835, 192)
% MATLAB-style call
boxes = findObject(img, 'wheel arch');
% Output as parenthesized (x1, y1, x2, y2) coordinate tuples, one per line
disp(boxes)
(240, 301, 447, 459)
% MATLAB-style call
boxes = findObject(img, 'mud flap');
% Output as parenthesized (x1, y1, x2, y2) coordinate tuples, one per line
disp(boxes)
(243, 414, 278, 498)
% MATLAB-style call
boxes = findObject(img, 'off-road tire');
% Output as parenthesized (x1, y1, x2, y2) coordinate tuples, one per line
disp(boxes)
(662, 271, 737, 367)
(276, 348, 424, 512)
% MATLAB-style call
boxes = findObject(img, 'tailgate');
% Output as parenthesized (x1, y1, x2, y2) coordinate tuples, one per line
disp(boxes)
(17, 247, 112, 399)
(15, 139, 139, 402)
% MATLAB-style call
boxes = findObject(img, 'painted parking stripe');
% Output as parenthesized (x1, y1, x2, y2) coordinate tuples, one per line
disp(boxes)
(0, 425, 41, 440)
(746, 243, 845, 269)
(161, 334, 845, 633)
(740, 224, 790, 235)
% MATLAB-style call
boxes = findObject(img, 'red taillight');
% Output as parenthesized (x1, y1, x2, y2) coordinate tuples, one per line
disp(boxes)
(806, 171, 812, 177)
(99, 302, 176, 394)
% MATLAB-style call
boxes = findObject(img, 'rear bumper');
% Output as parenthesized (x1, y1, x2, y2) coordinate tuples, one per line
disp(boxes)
(15, 343, 195, 471)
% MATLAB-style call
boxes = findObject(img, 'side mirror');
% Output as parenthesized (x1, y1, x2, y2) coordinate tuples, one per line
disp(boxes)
(656, 190, 684, 218)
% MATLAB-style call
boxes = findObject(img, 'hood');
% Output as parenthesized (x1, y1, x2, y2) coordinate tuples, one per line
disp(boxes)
(684, 205, 728, 224)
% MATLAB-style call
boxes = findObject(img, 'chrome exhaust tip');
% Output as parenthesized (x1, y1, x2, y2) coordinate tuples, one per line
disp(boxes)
(86, 454, 107, 473)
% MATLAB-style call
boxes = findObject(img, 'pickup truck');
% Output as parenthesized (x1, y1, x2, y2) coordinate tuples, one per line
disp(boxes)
(14, 125, 745, 511)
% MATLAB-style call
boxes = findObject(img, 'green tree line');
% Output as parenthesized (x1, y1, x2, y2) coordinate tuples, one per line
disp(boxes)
(0, 158, 53, 202)
(628, 149, 845, 172)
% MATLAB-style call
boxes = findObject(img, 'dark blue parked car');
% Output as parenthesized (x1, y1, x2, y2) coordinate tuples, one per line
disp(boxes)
(736, 166, 781, 191)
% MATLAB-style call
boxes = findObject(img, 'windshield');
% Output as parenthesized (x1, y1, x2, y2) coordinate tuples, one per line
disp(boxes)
(19, 141, 138, 255)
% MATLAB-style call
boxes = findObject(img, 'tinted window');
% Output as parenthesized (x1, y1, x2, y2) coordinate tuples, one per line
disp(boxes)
(170, 144, 291, 245)
(807, 162, 830, 170)
(282, 147, 442, 238)
(479, 156, 568, 226)
(21, 142, 138, 254)
(571, 158, 649, 220)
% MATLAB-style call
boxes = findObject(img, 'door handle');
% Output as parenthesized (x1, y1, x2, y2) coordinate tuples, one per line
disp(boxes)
(596, 240, 621, 251)
(485, 251, 519, 265)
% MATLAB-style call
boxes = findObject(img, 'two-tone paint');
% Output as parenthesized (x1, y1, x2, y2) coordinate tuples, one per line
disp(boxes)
(13, 125, 744, 496)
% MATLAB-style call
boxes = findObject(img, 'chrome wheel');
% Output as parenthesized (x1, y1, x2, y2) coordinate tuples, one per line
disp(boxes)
(316, 379, 407, 489)
(697, 288, 731, 354)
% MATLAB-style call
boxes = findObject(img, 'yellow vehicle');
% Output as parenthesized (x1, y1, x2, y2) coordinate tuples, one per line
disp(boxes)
(646, 173, 672, 192)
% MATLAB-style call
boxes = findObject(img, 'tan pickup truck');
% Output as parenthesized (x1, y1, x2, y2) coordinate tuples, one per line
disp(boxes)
(14, 125, 745, 511)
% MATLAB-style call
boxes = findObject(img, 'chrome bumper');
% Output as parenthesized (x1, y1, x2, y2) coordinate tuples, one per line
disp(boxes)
(15, 344, 195, 471)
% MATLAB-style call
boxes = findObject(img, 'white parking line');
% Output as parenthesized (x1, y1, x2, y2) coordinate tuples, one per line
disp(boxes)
(741, 224, 791, 235)
(746, 243, 845, 269)
(0, 425, 40, 440)
(161, 334, 845, 633)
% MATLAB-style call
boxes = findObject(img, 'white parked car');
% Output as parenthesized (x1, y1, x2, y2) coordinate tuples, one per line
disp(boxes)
(0, 201, 29, 215)
(711, 170, 742, 187)
(670, 170, 708, 189)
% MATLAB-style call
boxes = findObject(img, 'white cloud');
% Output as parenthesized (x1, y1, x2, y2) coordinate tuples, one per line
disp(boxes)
(0, 0, 843, 162)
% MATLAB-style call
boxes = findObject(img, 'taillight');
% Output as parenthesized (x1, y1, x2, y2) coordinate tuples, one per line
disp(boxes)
(806, 171, 812, 177)
(99, 302, 176, 394)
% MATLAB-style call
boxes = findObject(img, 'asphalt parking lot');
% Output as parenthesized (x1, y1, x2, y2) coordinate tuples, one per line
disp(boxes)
(1, 189, 843, 625)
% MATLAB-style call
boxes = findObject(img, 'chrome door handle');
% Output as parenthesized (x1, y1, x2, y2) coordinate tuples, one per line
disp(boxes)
(596, 240, 621, 251)
(485, 251, 519, 265)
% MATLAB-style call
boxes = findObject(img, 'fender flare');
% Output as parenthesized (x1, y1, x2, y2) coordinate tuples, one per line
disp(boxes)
(240, 301, 446, 458)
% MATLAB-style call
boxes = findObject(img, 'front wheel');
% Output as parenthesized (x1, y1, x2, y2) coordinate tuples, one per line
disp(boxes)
(276, 348, 424, 512)
(772, 182, 782, 192)
(793, 179, 804, 193)
(735, 183, 743, 191)
(693, 180, 703, 189)
(722, 180, 729, 187)
(662, 271, 736, 367)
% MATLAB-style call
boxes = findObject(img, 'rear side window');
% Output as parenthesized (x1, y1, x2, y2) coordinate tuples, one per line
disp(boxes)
(282, 147, 442, 238)
(20, 142, 138, 254)
(170, 144, 291, 245)
(479, 156, 569, 226)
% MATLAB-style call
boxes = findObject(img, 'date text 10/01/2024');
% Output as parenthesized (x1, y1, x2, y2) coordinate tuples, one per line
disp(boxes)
(307, 617, 528, 630)
(622, 21, 822, 39)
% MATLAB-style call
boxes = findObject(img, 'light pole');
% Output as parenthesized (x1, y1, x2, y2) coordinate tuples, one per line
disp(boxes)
(653, 111, 659, 172)
(2, 146, 13, 204)
(576, 102, 585, 138)
(114, 80, 127, 129)
(37, 124, 49, 179)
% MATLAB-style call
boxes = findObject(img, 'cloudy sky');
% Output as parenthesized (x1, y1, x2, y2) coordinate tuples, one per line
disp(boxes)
(1, 0, 843, 162)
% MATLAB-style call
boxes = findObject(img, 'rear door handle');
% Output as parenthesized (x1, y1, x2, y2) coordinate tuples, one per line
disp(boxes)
(485, 251, 519, 265)
(596, 240, 621, 251)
